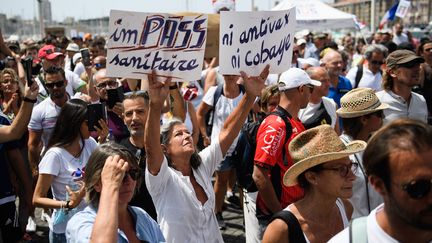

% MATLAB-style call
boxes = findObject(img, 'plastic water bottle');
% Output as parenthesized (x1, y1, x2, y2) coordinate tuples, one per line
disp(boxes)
(107, 128, 114, 142)
(66, 168, 84, 214)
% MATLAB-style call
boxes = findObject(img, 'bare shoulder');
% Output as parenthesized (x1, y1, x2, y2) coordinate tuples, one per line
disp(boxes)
(262, 218, 289, 243)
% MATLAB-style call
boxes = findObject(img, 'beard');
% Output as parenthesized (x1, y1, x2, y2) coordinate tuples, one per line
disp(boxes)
(386, 193, 432, 230)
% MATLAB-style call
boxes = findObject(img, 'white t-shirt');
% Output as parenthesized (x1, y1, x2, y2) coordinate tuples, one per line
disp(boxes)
(346, 65, 383, 91)
(28, 97, 62, 148)
(38, 138, 98, 233)
(203, 85, 244, 156)
(329, 204, 430, 243)
(298, 97, 338, 128)
(392, 33, 409, 45)
(376, 90, 428, 124)
(146, 140, 224, 243)
(73, 62, 85, 77)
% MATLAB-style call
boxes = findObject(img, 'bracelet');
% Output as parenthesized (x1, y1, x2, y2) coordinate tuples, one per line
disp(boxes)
(23, 97, 37, 103)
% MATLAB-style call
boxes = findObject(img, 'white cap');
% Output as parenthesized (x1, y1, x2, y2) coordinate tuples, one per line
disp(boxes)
(66, 43, 79, 52)
(72, 53, 82, 65)
(296, 38, 307, 46)
(278, 68, 321, 91)
(298, 57, 320, 68)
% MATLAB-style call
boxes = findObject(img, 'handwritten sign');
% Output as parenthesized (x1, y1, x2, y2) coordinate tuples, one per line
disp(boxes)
(219, 9, 296, 76)
(107, 10, 208, 81)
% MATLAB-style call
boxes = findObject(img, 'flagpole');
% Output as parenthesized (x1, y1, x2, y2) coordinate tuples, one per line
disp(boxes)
(370, 0, 375, 32)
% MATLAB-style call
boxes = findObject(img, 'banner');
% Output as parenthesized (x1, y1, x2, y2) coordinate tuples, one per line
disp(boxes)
(395, 0, 411, 18)
(219, 9, 296, 76)
(106, 10, 208, 81)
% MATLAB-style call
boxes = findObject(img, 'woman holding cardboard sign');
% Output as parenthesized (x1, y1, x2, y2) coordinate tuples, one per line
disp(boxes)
(144, 66, 269, 242)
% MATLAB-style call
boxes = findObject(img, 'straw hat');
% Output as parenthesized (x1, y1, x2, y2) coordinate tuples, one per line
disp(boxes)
(283, 125, 366, 187)
(336, 88, 389, 118)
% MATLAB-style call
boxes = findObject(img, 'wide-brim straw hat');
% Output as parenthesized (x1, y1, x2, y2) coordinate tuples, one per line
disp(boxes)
(336, 88, 389, 118)
(283, 124, 367, 187)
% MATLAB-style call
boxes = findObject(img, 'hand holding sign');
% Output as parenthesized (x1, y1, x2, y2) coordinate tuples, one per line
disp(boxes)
(148, 71, 172, 106)
(240, 64, 269, 97)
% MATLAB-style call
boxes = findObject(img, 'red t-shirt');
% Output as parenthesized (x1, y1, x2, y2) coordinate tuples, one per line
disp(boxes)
(254, 113, 305, 215)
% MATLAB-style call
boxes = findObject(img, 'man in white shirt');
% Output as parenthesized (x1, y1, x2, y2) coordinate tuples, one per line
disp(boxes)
(346, 44, 388, 91)
(376, 50, 428, 124)
(329, 119, 432, 243)
(392, 23, 409, 45)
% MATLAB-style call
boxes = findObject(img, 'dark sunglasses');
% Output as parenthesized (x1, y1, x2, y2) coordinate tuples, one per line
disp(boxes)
(370, 60, 384, 65)
(45, 80, 65, 89)
(94, 63, 105, 68)
(96, 80, 118, 89)
(402, 179, 432, 199)
(304, 84, 314, 92)
(320, 162, 359, 177)
(123, 168, 141, 181)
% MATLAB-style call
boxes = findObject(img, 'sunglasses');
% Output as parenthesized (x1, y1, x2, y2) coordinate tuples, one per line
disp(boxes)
(96, 80, 118, 89)
(304, 84, 314, 92)
(370, 60, 384, 65)
(44, 47, 63, 55)
(320, 162, 359, 177)
(45, 80, 65, 89)
(123, 168, 141, 182)
(401, 179, 432, 199)
(94, 63, 105, 68)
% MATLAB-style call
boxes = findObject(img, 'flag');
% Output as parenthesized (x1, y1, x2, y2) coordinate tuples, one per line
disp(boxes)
(379, 1, 399, 29)
(353, 16, 366, 30)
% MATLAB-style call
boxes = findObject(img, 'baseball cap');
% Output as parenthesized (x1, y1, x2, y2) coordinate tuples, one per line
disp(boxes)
(66, 43, 79, 52)
(278, 68, 321, 91)
(386, 49, 424, 69)
(38, 45, 64, 60)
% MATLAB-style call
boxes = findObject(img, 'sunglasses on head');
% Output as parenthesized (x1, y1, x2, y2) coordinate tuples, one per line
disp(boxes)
(123, 168, 141, 182)
(402, 179, 432, 199)
(45, 80, 65, 89)
(44, 47, 62, 55)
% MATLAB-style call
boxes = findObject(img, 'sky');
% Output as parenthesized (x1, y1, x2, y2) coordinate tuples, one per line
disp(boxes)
(1, 0, 276, 21)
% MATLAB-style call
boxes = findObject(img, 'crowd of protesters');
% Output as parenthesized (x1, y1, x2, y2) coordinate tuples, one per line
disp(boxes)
(0, 8, 432, 243)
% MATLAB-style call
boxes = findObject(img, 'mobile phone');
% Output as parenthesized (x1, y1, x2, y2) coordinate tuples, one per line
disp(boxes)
(87, 103, 107, 131)
(21, 56, 33, 86)
(107, 86, 124, 109)
(80, 48, 91, 67)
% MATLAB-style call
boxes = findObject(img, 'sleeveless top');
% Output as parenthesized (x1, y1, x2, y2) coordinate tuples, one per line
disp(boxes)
(285, 198, 350, 243)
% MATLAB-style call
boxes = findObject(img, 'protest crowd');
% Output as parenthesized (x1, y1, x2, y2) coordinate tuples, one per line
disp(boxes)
(1, 0, 432, 243)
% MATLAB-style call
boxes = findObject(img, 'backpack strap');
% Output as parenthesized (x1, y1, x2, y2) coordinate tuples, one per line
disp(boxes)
(349, 216, 368, 243)
(270, 106, 293, 166)
(354, 65, 363, 88)
(270, 210, 307, 243)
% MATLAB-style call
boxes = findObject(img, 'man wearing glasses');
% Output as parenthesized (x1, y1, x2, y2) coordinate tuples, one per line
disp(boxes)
(35, 44, 87, 104)
(28, 66, 70, 175)
(346, 44, 388, 91)
(376, 50, 428, 124)
(89, 68, 129, 142)
(329, 118, 432, 243)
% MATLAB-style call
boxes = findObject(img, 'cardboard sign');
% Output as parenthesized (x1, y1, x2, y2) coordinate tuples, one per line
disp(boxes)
(219, 9, 296, 76)
(106, 10, 208, 81)
(395, 0, 411, 18)
(177, 12, 219, 58)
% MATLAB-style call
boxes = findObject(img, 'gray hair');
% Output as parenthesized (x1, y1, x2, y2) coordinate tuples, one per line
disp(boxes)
(364, 44, 388, 60)
(160, 118, 202, 169)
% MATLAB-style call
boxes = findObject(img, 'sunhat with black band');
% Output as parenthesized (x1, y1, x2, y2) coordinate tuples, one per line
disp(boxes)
(283, 124, 367, 187)
(336, 88, 389, 118)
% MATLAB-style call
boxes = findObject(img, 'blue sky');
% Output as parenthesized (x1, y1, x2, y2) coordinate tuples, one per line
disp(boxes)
(1, 0, 276, 21)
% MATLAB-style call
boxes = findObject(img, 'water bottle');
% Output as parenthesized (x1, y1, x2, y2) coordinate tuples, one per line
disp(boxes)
(107, 128, 114, 142)
(66, 168, 84, 214)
